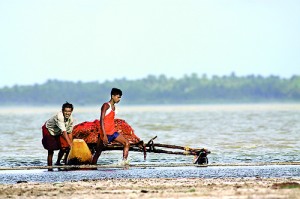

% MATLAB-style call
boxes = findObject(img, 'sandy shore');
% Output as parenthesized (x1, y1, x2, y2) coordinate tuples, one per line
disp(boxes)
(1, 177, 300, 199)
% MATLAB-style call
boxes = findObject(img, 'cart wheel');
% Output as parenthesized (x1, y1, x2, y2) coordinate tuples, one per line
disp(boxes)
(198, 157, 208, 165)
(194, 149, 209, 165)
(194, 155, 208, 165)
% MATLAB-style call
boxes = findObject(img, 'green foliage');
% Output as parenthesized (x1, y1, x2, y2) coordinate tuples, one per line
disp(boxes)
(272, 182, 300, 189)
(0, 74, 299, 105)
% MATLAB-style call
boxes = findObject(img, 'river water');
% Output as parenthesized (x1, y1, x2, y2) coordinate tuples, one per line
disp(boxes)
(0, 104, 300, 184)
(0, 103, 299, 167)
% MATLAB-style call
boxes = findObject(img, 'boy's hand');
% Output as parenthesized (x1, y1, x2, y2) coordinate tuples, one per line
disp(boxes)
(102, 135, 109, 145)
(68, 141, 73, 147)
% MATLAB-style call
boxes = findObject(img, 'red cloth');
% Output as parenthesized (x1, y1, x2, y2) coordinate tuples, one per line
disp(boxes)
(42, 124, 69, 150)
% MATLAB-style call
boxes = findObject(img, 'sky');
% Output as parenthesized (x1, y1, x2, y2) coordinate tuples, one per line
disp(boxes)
(0, 0, 299, 87)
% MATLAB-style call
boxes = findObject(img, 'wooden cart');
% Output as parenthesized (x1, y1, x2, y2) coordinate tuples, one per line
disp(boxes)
(71, 119, 210, 165)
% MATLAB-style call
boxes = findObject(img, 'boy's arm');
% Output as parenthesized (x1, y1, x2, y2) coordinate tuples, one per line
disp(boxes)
(100, 103, 109, 145)
(62, 131, 72, 146)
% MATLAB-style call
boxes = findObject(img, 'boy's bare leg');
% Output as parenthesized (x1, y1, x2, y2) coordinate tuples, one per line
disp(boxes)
(114, 134, 130, 160)
(56, 149, 63, 165)
(47, 150, 54, 171)
(56, 148, 68, 165)
(63, 148, 70, 164)
(56, 133, 72, 165)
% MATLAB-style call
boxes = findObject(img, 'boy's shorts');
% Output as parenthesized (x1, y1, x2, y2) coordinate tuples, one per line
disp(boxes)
(42, 124, 69, 150)
(107, 132, 120, 143)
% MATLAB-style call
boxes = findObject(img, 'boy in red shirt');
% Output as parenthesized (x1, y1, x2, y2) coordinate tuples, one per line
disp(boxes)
(92, 88, 130, 165)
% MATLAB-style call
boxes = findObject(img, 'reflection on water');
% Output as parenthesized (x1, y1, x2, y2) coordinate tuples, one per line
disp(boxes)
(0, 104, 300, 167)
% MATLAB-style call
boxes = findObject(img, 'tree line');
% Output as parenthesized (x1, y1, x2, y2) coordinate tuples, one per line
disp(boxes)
(0, 73, 299, 105)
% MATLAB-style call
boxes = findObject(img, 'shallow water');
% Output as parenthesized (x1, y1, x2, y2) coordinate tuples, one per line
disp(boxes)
(1, 165, 300, 184)
(0, 104, 300, 168)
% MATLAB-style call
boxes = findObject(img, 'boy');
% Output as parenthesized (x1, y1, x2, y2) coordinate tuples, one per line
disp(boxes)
(42, 102, 74, 169)
(92, 88, 130, 165)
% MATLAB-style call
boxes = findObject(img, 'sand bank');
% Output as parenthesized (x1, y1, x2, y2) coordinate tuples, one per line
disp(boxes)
(1, 177, 300, 199)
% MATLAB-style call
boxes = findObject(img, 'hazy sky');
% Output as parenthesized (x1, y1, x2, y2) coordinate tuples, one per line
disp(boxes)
(0, 0, 299, 87)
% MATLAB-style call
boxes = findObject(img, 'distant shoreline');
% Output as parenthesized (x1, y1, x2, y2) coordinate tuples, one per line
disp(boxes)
(1, 75, 299, 105)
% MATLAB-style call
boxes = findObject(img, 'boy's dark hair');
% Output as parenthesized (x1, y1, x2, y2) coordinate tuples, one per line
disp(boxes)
(111, 88, 122, 96)
(62, 101, 74, 111)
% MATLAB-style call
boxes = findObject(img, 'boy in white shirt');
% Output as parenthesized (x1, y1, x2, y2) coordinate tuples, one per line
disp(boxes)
(42, 102, 74, 170)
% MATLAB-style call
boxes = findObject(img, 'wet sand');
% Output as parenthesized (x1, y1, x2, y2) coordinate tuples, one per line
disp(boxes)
(1, 177, 300, 199)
